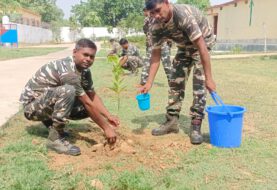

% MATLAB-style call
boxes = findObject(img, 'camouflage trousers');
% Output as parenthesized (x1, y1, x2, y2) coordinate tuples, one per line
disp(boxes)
(23, 85, 88, 129)
(122, 56, 143, 73)
(167, 49, 207, 120)
(140, 43, 171, 85)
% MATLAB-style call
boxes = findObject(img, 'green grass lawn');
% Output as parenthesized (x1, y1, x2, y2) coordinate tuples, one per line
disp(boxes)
(0, 47, 66, 61)
(0, 55, 276, 189)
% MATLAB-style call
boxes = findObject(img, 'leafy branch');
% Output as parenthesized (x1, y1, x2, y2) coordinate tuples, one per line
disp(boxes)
(108, 55, 126, 112)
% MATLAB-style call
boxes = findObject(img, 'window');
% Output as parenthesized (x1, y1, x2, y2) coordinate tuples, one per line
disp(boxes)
(213, 15, 218, 36)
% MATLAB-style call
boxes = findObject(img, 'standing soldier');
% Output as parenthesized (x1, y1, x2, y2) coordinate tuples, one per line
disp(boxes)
(140, 0, 216, 145)
(119, 38, 143, 74)
(140, 8, 172, 85)
(20, 39, 120, 156)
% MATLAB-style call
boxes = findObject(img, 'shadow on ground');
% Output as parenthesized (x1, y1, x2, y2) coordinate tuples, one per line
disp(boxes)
(131, 113, 210, 143)
(25, 122, 99, 146)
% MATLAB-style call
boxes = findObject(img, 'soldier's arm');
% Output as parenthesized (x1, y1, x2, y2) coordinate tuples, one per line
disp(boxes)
(193, 36, 216, 92)
(140, 48, 161, 94)
(86, 91, 119, 127)
(78, 94, 117, 144)
(61, 72, 118, 143)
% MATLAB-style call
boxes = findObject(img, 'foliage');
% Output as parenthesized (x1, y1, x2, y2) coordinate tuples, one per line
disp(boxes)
(71, 0, 144, 27)
(0, 114, 84, 189)
(15, 0, 64, 23)
(117, 13, 145, 36)
(71, 1, 101, 27)
(111, 170, 154, 190)
(176, 0, 210, 10)
(231, 45, 242, 54)
(126, 35, 146, 49)
(0, 0, 21, 23)
(0, 0, 21, 14)
(68, 15, 81, 42)
(15, 0, 64, 42)
(107, 55, 126, 111)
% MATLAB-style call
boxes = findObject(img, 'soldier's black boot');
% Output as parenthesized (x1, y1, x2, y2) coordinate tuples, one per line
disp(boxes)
(152, 114, 179, 136)
(46, 126, 81, 156)
(42, 120, 70, 138)
(190, 118, 203, 144)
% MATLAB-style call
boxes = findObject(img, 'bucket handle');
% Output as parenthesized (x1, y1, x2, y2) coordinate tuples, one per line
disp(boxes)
(211, 92, 234, 117)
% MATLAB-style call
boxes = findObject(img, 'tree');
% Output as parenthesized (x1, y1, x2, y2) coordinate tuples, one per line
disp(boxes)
(0, 0, 21, 23)
(0, 0, 21, 14)
(71, 0, 102, 27)
(1, 0, 64, 24)
(12, 0, 64, 42)
(71, 0, 144, 27)
(69, 15, 81, 41)
(176, 0, 210, 10)
(14, 0, 64, 23)
(117, 13, 144, 36)
(108, 55, 126, 112)
(98, 0, 144, 27)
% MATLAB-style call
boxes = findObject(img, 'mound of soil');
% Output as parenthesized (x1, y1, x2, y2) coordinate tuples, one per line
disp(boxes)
(48, 122, 192, 175)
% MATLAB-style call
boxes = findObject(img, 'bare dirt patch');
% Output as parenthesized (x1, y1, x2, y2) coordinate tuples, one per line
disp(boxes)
(48, 122, 192, 176)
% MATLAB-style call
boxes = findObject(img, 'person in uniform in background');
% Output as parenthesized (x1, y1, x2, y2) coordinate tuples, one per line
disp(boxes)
(20, 39, 120, 156)
(119, 38, 143, 74)
(108, 38, 120, 56)
(140, 0, 216, 145)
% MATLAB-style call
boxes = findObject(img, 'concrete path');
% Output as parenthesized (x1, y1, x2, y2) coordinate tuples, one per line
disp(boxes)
(0, 44, 76, 126)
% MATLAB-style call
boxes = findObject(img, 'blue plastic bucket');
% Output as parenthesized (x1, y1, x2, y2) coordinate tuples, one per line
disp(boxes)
(206, 93, 246, 148)
(136, 93, 150, 111)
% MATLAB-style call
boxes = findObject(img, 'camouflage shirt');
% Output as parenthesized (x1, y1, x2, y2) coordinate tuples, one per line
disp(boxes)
(19, 56, 94, 106)
(151, 4, 215, 53)
(144, 16, 173, 48)
(121, 44, 141, 58)
(143, 16, 155, 48)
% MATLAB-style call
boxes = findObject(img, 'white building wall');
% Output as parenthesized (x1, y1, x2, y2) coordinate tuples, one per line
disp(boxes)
(60, 27, 143, 43)
(16, 23, 53, 44)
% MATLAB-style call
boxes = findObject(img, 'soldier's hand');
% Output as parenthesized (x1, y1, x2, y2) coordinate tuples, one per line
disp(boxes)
(104, 127, 117, 144)
(205, 78, 216, 93)
(139, 82, 152, 94)
(107, 115, 120, 128)
(136, 84, 143, 92)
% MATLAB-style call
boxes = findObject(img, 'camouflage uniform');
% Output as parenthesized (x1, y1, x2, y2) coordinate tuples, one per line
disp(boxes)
(109, 42, 121, 56)
(141, 16, 172, 85)
(121, 44, 143, 73)
(19, 56, 92, 129)
(151, 4, 216, 119)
